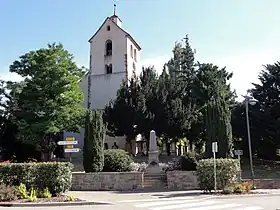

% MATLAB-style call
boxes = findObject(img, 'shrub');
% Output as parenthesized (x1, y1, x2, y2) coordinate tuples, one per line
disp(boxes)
(166, 153, 197, 171)
(83, 110, 105, 172)
(103, 149, 133, 172)
(17, 183, 28, 199)
(233, 183, 246, 194)
(242, 181, 253, 193)
(179, 153, 197, 171)
(165, 158, 180, 171)
(65, 193, 75, 201)
(196, 158, 239, 192)
(0, 184, 17, 201)
(0, 162, 73, 195)
(130, 162, 167, 172)
(28, 188, 37, 202)
(38, 187, 52, 198)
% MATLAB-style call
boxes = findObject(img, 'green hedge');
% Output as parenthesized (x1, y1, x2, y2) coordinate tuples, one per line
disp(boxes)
(0, 162, 73, 195)
(196, 158, 240, 192)
(103, 149, 133, 172)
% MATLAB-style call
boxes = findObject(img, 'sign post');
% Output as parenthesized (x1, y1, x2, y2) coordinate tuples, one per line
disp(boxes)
(212, 142, 218, 193)
(234, 149, 243, 180)
(57, 137, 80, 163)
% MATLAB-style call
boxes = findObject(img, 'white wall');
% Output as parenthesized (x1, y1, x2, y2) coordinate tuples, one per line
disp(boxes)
(126, 38, 141, 78)
(88, 72, 126, 109)
(90, 18, 127, 76)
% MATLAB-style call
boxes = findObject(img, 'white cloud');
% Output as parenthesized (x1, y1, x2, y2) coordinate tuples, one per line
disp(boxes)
(141, 51, 279, 102)
(0, 66, 23, 82)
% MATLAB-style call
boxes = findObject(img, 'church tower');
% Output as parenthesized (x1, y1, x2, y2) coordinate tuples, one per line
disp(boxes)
(85, 4, 141, 110)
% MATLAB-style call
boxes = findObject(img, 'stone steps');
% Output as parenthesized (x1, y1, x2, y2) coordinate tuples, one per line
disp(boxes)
(143, 173, 167, 189)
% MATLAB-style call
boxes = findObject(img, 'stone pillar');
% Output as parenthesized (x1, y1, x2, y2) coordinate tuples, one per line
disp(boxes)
(170, 142, 176, 156)
(161, 142, 168, 156)
(146, 130, 160, 173)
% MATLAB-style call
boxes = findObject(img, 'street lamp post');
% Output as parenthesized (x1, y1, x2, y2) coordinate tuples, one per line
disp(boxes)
(243, 95, 257, 189)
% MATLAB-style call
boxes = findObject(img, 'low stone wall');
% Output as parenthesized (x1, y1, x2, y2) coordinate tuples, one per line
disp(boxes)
(167, 171, 198, 190)
(243, 179, 280, 189)
(72, 172, 144, 191)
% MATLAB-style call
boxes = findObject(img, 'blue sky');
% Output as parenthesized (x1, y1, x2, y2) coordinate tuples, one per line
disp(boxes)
(1, 0, 280, 100)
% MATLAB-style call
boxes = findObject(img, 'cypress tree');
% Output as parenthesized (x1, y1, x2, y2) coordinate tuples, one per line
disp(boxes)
(83, 109, 105, 172)
(205, 97, 232, 158)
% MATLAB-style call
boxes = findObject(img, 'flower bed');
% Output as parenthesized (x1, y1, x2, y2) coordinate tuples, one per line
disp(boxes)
(0, 162, 77, 203)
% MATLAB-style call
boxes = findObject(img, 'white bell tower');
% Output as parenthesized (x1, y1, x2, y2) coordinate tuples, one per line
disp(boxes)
(85, 3, 141, 110)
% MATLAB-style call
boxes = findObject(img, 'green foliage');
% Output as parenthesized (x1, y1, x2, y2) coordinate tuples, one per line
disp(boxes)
(38, 187, 52, 198)
(17, 183, 28, 199)
(0, 184, 17, 201)
(233, 183, 246, 194)
(195, 63, 234, 157)
(65, 193, 75, 201)
(83, 110, 105, 172)
(103, 149, 133, 172)
(248, 62, 280, 160)
(196, 158, 239, 192)
(179, 153, 197, 171)
(6, 43, 85, 160)
(28, 187, 37, 202)
(0, 162, 73, 194)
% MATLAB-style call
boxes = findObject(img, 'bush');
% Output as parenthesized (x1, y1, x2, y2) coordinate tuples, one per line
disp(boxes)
(28, 187, 37, 202)
(166, 153, 197, 171)
(0, 184, 17, 201)
(103, 149, 133, 172)
(38, 187, 52, 198)
(17, 183, 28, 199)
(233, 183, 246, 194)
(241, 181, 253, 193)
(196, 158, 239, 192)
(130, 162, 167, 172)
(0, 162, 73, 195)
(179, 153, 197, 171)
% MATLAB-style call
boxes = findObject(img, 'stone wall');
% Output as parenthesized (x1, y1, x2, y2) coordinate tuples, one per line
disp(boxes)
(71, 172, 144, 191)
(167, 171, 198, 190)
(243, 179, 280, 189)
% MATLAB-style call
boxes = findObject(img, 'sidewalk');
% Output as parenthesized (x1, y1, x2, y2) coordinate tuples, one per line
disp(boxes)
(67, 190, 206, 203)
(68, 189, 280, 203)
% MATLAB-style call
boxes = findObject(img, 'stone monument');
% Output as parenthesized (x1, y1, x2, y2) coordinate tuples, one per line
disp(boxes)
(146, 130, 160, 173)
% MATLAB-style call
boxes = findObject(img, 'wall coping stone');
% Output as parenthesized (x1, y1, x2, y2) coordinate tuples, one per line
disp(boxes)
(72, 172, 143, 175)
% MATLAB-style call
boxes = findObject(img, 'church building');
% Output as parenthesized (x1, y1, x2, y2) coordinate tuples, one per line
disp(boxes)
(64, 5, 143, 157)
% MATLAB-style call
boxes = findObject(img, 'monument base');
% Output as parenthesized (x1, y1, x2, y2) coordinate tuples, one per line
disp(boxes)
(146, 150, 161, 173)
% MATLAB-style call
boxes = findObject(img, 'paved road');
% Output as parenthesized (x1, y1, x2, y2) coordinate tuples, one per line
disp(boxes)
(0, 194, 279, 210)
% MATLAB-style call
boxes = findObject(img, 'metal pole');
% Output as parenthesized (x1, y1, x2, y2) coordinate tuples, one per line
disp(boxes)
(213, 152, 217, 193)
(245, 98, 255, 188)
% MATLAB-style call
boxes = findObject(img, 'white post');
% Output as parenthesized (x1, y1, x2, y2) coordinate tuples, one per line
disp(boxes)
(238, 154, 241, 180)
(212, 142, 218, 193)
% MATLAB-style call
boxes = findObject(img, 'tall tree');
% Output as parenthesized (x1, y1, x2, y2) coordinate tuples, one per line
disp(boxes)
(83, 110, 105, 172)
(194, 63, 235, 157)
(7, 43, 86, 161)
(249, 62, 280, 159)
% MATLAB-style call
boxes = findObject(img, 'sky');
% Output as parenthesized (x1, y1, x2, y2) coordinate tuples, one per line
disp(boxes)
(1, 0, 280, 101)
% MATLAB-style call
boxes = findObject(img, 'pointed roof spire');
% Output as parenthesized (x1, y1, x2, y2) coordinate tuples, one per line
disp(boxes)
(113, 0, 117, 16)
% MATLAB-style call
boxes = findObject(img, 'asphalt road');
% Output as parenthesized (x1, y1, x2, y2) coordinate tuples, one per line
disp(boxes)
(0, 194, 279, 210)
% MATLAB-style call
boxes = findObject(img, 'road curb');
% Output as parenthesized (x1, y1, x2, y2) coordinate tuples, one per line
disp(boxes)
(0, 201, 113, 207)
(212, 193, 280, 199)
